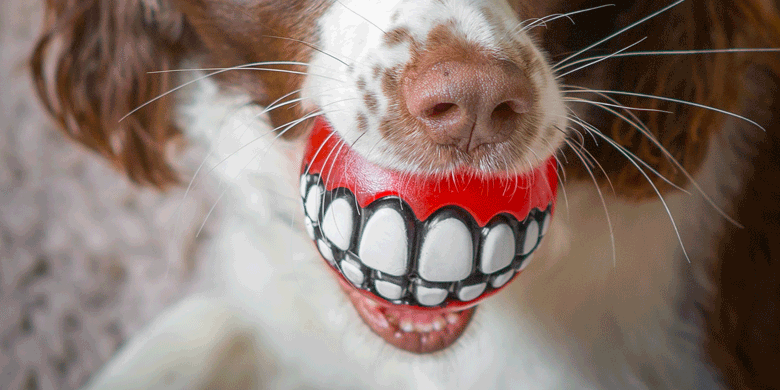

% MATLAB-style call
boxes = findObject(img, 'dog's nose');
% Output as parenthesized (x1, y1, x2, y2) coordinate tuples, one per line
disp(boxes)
(403, 60, 532, 153)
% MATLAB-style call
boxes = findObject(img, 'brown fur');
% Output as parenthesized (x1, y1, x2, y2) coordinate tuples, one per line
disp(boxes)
(31, 0, 330, 188)
(705, 67, 780, 389)
(30, 0, 194, 187)
(549, 0, 780, 200)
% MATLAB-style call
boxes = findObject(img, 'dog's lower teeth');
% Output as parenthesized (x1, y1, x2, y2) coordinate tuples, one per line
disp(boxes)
(415, 323, 434, 333)
(301, 173, 551, 307)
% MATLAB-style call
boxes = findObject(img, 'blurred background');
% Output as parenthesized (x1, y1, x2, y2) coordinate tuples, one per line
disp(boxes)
(0, 2, 218, 389)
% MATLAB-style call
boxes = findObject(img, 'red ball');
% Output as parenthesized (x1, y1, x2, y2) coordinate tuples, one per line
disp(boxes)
(300, 117, 558, 308)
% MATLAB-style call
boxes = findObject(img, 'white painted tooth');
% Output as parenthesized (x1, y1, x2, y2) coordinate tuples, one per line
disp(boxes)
(415, 286, 449, 307)
(322, 198, 355, 251)
(542, 211, 551, 236)
(491, 270, 514, 288)
(418, 218, 473, 282)
(305, 185, 323, 222)
(522, 219, 540, 255)
(374, 280, 403, 300)
(458, 283, 487, 302)
(299, 175, 308, 198)
(519, 254, 534, 271)
(304, 218, 316, 240)
(317, 240, 335, 264)
(480, 223, 516, 274)
(359, 208, 409, 276)
(341, 260, 365, 286)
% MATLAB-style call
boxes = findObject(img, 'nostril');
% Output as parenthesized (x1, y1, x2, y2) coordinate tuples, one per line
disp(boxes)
(425, 103, 459, 119)
(491, 100, 528, 122)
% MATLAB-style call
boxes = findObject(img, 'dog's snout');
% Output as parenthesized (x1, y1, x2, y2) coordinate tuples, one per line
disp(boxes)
(403, 60, 532, 153)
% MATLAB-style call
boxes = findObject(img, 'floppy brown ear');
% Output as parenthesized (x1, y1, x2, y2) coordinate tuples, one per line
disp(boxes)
(30, 0, 194, 187)
(563, 0, 780, 200)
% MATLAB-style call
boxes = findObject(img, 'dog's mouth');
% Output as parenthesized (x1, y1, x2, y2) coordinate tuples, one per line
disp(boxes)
(301, 118, 557, 353)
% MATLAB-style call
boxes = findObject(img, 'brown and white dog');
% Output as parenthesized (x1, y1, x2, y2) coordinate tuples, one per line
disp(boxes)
(31, 0, 780, 388)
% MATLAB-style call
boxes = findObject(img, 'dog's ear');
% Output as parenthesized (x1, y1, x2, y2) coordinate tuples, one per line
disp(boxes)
(564, 0, 780, 200)
(31, 0, 194, 187)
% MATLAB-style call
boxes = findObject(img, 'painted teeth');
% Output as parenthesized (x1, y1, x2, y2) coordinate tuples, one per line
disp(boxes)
(374, 280, 404, 300)
(304, 184, 323, 223)
(415, 286, 449, 307)
(359, 208, 409, 276)
(317, 239, 335, 265)
(522, 219, 539, 255)
(341, 258, 365, 287)
(457, 283, 487, 302)
(301, 173, 551, 307)
(418, 217, 473, 282)
(322, 197, 355, 251)
(490, 270, 514, 289)
(480, 223, 515, 274)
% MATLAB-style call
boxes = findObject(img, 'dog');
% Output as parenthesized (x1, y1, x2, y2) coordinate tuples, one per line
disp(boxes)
(30, 0, 780, 388)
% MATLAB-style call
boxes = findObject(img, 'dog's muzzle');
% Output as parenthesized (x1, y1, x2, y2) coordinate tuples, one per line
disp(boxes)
(301, 118, 557, 308)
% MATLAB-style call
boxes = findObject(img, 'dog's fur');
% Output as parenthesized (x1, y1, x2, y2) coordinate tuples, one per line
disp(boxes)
(31, 0, 780, 388)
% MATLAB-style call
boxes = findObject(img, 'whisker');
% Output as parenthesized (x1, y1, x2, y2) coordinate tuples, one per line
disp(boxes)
(347, 132, 370, 216)
(334, 0, 387, 34)
(566, 114, 689, 194)
(261, 35, 354, 67)
(564, 138, 617, 266)
(518, 4, 615, 34)
(564, 97, 673, 113)
(563, 87, 759, 227)
(148, 61, 312, 73)
(207, 99, 354, 178)
(565, 87, 659, 147)
(565, 124, 616, 194)
(558, 48, 780, 71)
(555, 37, 647, 78)
(197, 109, 342, 238)
(575, 122, 692, 263)
(554, 0, 685, 69)
(121, 61, 318, 122)
(304, 131, 339, 177)
(562, 109, 599, 147)
(197, 114, 317, 233)
(148, 64, 350, 84)
(563, 88, 766, 132)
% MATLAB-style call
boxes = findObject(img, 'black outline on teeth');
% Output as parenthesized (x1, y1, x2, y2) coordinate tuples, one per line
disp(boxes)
(301, 172, 552, 308)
